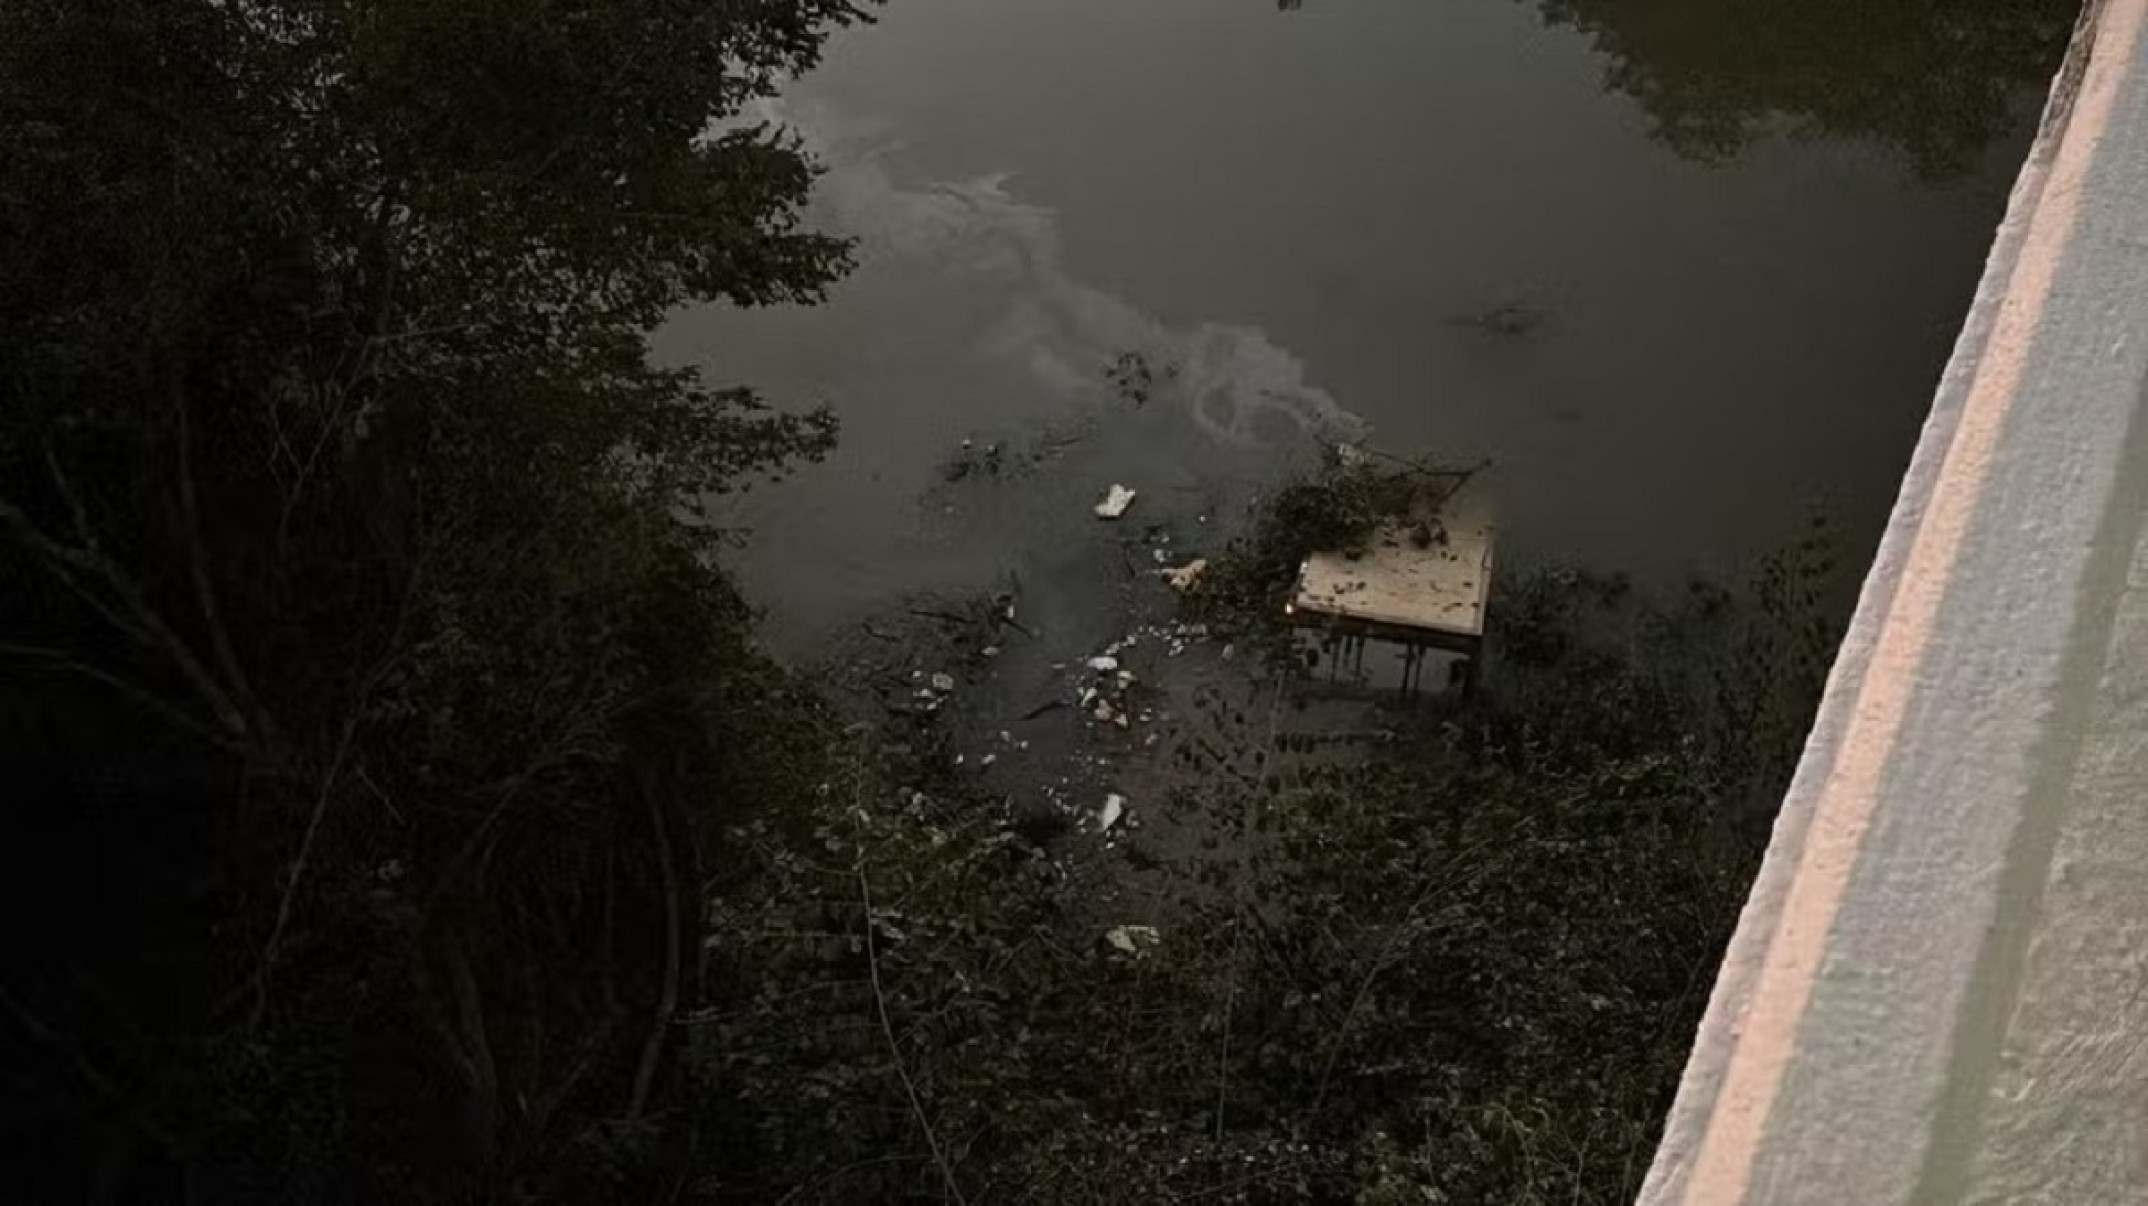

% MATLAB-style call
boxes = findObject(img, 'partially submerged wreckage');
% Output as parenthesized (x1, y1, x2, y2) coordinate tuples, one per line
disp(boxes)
(1286, 463, 1495, 696)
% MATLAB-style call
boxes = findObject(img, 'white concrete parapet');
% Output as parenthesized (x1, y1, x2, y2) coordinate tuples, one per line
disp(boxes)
(1641, 1, 2148, 1201)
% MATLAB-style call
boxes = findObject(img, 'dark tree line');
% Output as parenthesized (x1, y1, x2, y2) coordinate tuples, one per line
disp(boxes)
(3, 2, 865, 1199)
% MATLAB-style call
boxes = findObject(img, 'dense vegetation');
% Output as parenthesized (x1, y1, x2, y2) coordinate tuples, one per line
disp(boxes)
(2, 1, 864, 1198)
(3, 2, 1840, 1202)
(704, 541, 1837, 1201)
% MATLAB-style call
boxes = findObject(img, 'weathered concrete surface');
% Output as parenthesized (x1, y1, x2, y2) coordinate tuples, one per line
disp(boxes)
(1639, 1, 2148, 1202)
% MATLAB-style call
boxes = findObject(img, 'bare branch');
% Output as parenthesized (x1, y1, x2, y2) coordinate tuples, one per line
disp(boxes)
(0, 492, 251, 741)
(41, 441, 99, 552)
(0, 643, 246, 755)
(249, 711, 359, 1028)
(628, 780, 683, 1119)
(174, 389, 276, 746)
(1213, 682, 1285, 1148)
(850, 736, 965, 1205)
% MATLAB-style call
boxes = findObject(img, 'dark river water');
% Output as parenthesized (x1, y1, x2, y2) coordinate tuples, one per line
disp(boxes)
(656, 0, 2062, 657)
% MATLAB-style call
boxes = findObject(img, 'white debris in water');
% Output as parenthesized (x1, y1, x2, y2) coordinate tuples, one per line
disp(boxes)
(1117, 670, 1136, 687)
(982, 645, 1000, 658)
(980, 753, 997, 767)
(1161, 558, 1209, 592)
(1086, 655, 1119, 672)
(1098, 793, 1125, 831)
(1093, 484, 1137, 519)
(930, 672, 957, 692)
(1093, 699, 1116, 723)
(1105, 924, 1160, 954)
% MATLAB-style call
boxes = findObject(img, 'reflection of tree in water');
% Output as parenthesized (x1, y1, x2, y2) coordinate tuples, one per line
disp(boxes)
(1282, 0, 2080, 176)
(1543, 0, 2079, 174)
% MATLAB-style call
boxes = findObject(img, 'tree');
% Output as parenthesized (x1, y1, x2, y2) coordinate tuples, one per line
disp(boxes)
(1, 2, 866, 1199)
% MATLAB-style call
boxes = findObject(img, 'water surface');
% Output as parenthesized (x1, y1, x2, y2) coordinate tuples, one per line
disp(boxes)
(656, 0, 2053, 654)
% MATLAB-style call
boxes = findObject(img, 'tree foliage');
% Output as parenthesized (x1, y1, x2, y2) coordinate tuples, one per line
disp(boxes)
(2, 1, 865, 1199)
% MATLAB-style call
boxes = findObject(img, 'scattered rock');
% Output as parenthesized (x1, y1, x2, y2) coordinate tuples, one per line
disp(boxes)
(1086, 655, 1119, 672)
(930, 672, 957, 693)
(1093, 483, 1137, 519)
(1098, 792, 1125, 831)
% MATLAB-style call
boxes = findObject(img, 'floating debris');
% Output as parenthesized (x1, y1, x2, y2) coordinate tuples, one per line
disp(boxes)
(1160, 558, 1209, 592)
(1098, 793, 1126, 831)
(1105, 924, 1161, 955)
(930, 672, 957, 692)
(1086, 655, 1119, 672)
(1093, 483, 1138, 519)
